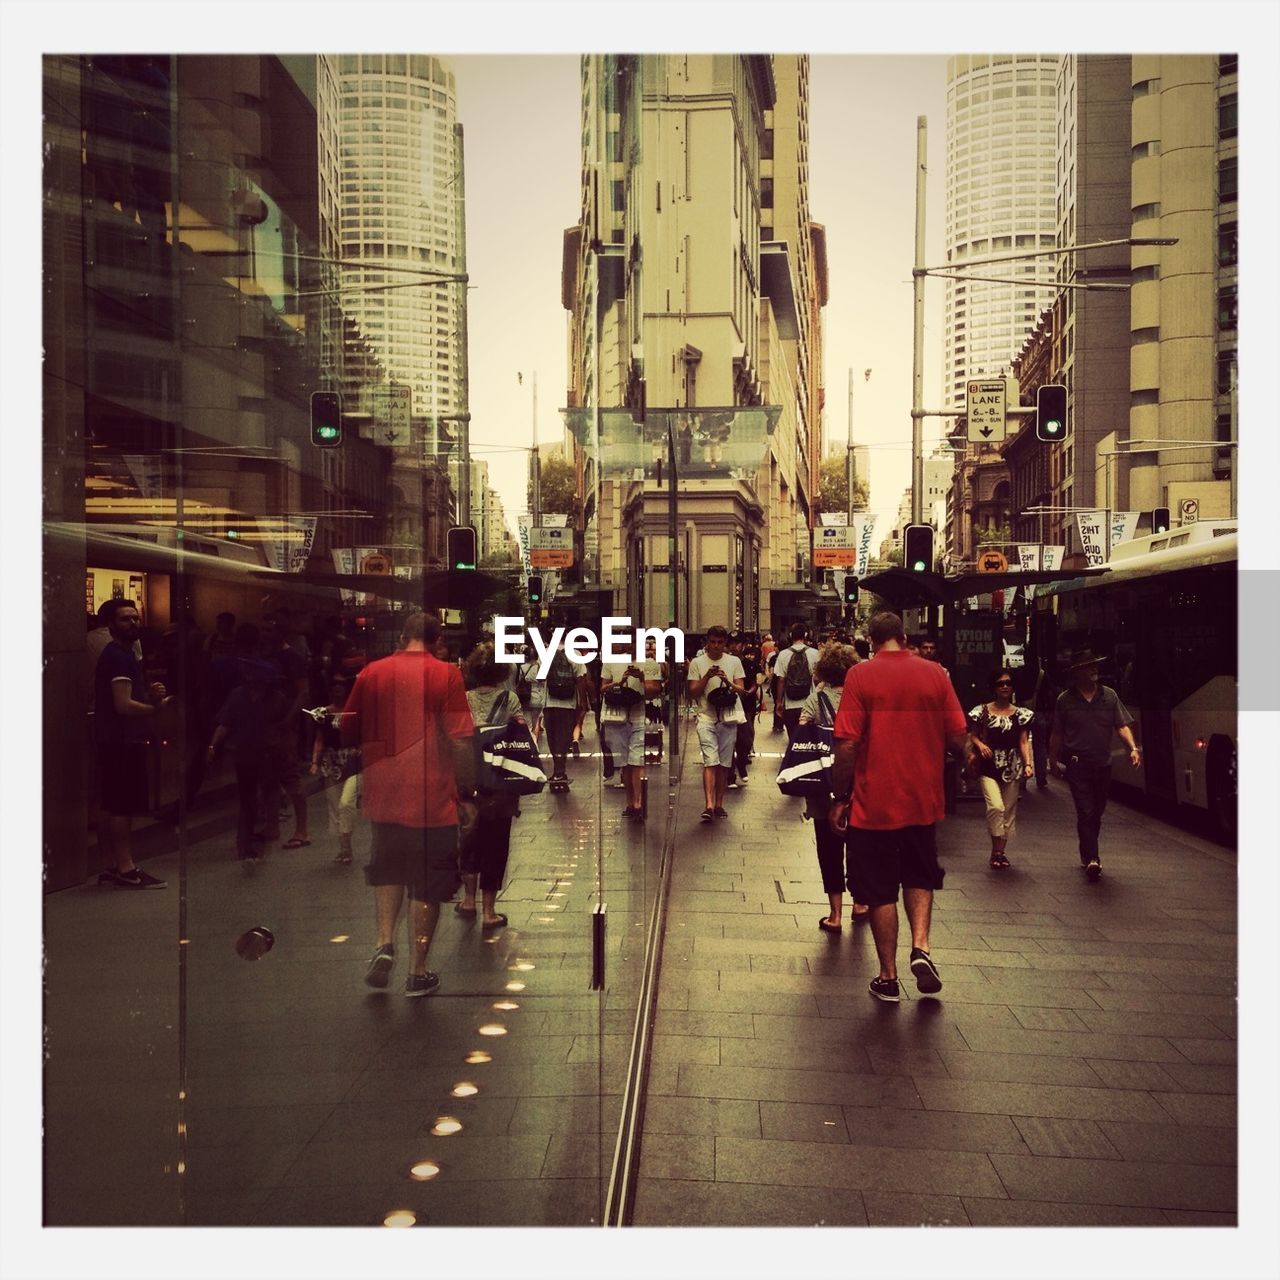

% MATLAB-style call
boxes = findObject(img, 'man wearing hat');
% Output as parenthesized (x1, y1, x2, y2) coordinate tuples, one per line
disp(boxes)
(1048, 647, 1141, 881)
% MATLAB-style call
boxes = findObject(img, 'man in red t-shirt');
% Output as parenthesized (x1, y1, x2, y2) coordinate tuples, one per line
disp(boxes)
(830, 611, 967, 1003)
(343, 611, 476, 996)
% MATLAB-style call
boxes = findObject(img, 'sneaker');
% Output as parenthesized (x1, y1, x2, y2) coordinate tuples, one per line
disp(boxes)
(726, 779, 740, 790)
(869, 976, 900, 1003)
(700, 808, 714, 824)
(713, 807, 728, 819)
(108, 867, 167, 890)
(404, 971, 441, 998)
(365, 944, 395, 988)
(1085, 859, 1102, 882)
(909, 948, 942, 994)
(737, 773, 749, 785)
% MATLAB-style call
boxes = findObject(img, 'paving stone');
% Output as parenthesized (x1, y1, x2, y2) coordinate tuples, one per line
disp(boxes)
(1158, 1061, 1237, 1094)
(752, 1011, 970, 1054)
(654, 1008, 757, 1038)
(1163, 1209, 1238, 1225)
(938, 1050, 1104, 1087)
(713, 1135, 1007, 1199)
(862, 1190, 971, 1226)
(844, 1105, 1029, 1155)
(633, 1178, 868, 1227)
(949, 1024, 1186, 1062)
(675, 1063, 924, 1109)
(637, 1133, 715, 1181)
(1098, 1120, 1237, 1166)
(1010, 1006, 1092, 1032)
(1170, 1037, 1237, 1065)
(1082, 1059, 1183, 1092)
(760, 1101, 851, 1143)
(962, 1196, 1170, 1226)
(1011, 1116, 1120, 1159)
(915, 1077, 1172, 1123)
(1075, 1008, 1227, 1040)
(718, 1036, 872, 1074)
(1152, 1092, 1237, 1127)
(863, 1045, 950, 1077)
(989, 1152, 1236, 1212)
(643, 1095, 762, 1138)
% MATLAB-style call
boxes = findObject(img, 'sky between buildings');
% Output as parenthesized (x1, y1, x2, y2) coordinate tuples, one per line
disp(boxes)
(456, 53, 950, 536)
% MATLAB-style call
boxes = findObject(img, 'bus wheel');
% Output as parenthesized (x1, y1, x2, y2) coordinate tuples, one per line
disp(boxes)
(1206, 737, 1236, 843)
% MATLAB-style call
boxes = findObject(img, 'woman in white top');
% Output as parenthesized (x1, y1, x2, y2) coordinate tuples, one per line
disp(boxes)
(798, 643, 869, 932)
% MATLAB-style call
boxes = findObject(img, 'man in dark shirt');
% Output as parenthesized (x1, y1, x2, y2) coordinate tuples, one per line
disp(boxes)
(258, 611, 311, 847)
(93, 599, 172, 888)
(1049, 648, 1141, 881)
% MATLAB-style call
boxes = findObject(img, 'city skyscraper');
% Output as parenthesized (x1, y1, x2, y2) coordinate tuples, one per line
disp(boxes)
(943, 53, 1061, 408)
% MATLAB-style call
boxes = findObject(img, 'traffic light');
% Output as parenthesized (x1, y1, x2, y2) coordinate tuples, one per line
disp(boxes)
(526, 575, 543, 604)
(447, 525, 477, 570)
(903, 524, 933, 573)
(842, 573, 860, 604)
(1151, 506, 1171, 534)
(310, 390, 343, 447)
(1035, 383, 1067, 442)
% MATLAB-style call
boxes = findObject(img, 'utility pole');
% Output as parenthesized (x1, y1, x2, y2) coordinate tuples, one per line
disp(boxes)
(846, 369, 855, 525)
(530, 370, 541, 525)
(910, 115, 927, 527)
(453, 122, 471, 529)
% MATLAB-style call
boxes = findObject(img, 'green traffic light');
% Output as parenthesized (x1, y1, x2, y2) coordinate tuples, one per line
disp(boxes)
(912, 559, 926, 572)
(317, 425, 339, 439)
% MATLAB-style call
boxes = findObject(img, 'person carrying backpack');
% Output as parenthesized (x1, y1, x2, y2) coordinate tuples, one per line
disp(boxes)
(542, 646, 587, 792)
(772, 622, 819, 741)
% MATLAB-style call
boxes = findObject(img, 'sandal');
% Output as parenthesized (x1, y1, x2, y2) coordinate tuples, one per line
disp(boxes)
(281, 837, 311, 849)
(990, 852, 1011, 870)
(454, 903, 477, 918)
(818, 916, 843, 934)
(481, 914, 508, 931)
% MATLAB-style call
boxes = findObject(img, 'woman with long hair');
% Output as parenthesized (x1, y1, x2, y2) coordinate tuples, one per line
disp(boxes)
(967, 667, 1034, 869)
(798, 641, 870, 931)
(456, 643, 521, 929)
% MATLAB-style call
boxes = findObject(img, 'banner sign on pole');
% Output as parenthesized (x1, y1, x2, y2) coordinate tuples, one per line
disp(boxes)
(1076, 513, 1107, 567)
(818, 512, 848, 527)
(540, 513, 568, 528)
(853, 513, 878, 579)
(331, 548, 356, 605)
(1017, 544, 1041, 573)
(1042, 546, 1064, 571)
(516, 515, 533, 576)
(1110, 511, 1139, 550)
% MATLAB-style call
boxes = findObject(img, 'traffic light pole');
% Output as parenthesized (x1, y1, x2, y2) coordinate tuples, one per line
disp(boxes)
(454, 123, 471, 530)
(910, 116, 927, 528)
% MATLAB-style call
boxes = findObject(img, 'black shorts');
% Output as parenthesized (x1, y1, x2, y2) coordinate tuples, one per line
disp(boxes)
(97, 743, 150, 816)
(365, 822, 460, 903)
(847, 823, 944, 908)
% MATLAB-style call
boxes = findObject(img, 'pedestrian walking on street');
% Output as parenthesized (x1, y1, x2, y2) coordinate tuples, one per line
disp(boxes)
(829, 611, 968, 1002)
(308, 676, 362, 865)
(92, 598, 172, 889)
(798, 642, 869, 931)
(728, 634, 762, 788)
(687, 625, 747, 823)
(1030, 655, 1064, 789)
(967, 668, 1034, 870)
(208, 658, 285, 866)
(257, 611, 311, 849)
(600, 652, 663, 821)
(343, 611, 477, 996)
(1048, 648, 1141, 882)
(542, 648, 588, 792)
(456, 644, 520, 929)
(773, 622, 819, 740)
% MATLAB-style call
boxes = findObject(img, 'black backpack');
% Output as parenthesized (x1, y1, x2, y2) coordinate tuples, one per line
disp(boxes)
(546, 654, 577, 701)
(782, 648, 813, 701)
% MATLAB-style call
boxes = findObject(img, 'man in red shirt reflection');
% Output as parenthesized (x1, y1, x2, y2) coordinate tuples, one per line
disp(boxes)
(830, 611, 967, 1003)
(343, 611, 476, 997)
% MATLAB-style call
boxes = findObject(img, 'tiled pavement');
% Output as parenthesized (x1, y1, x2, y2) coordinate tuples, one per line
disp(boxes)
(42, 719, 1237, 1227)
(631, 733, 1238, 1227)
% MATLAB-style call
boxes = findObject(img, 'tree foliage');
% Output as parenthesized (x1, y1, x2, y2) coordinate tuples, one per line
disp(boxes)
(530, 455, 576, 517)
(818, 454, 870, 516)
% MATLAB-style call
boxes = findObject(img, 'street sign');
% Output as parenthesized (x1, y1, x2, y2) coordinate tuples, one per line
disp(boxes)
(966, 380, 1006, 443)
(530, 549, 574, 569)
(528, 527, 571, 551)
(813, 524, 857, 568)
(1179, 497, 1199, 526)
(376, 385, 412, 447)
(976, 548, 1008, 574)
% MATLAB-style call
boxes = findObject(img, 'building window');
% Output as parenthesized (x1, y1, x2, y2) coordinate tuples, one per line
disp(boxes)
(1132, 78, 1161, 97)
(1216, 351, 1236, 395)
(1218, 222, 1238, 267)
(1218, 156, 1238, 202)
(1217, 285, 1237, 331)
(1218, 53, 1238, 76)
(1132, 202, 1161, 221)
(1218, 93, 1238, 139)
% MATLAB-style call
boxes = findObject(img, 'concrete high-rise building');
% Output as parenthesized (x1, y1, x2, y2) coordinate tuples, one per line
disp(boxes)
(1113, 54, 1237, 528)
(943, 54, 1060, 567)
(322, 54, 465, 570)
(562, 55, 825, 632)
